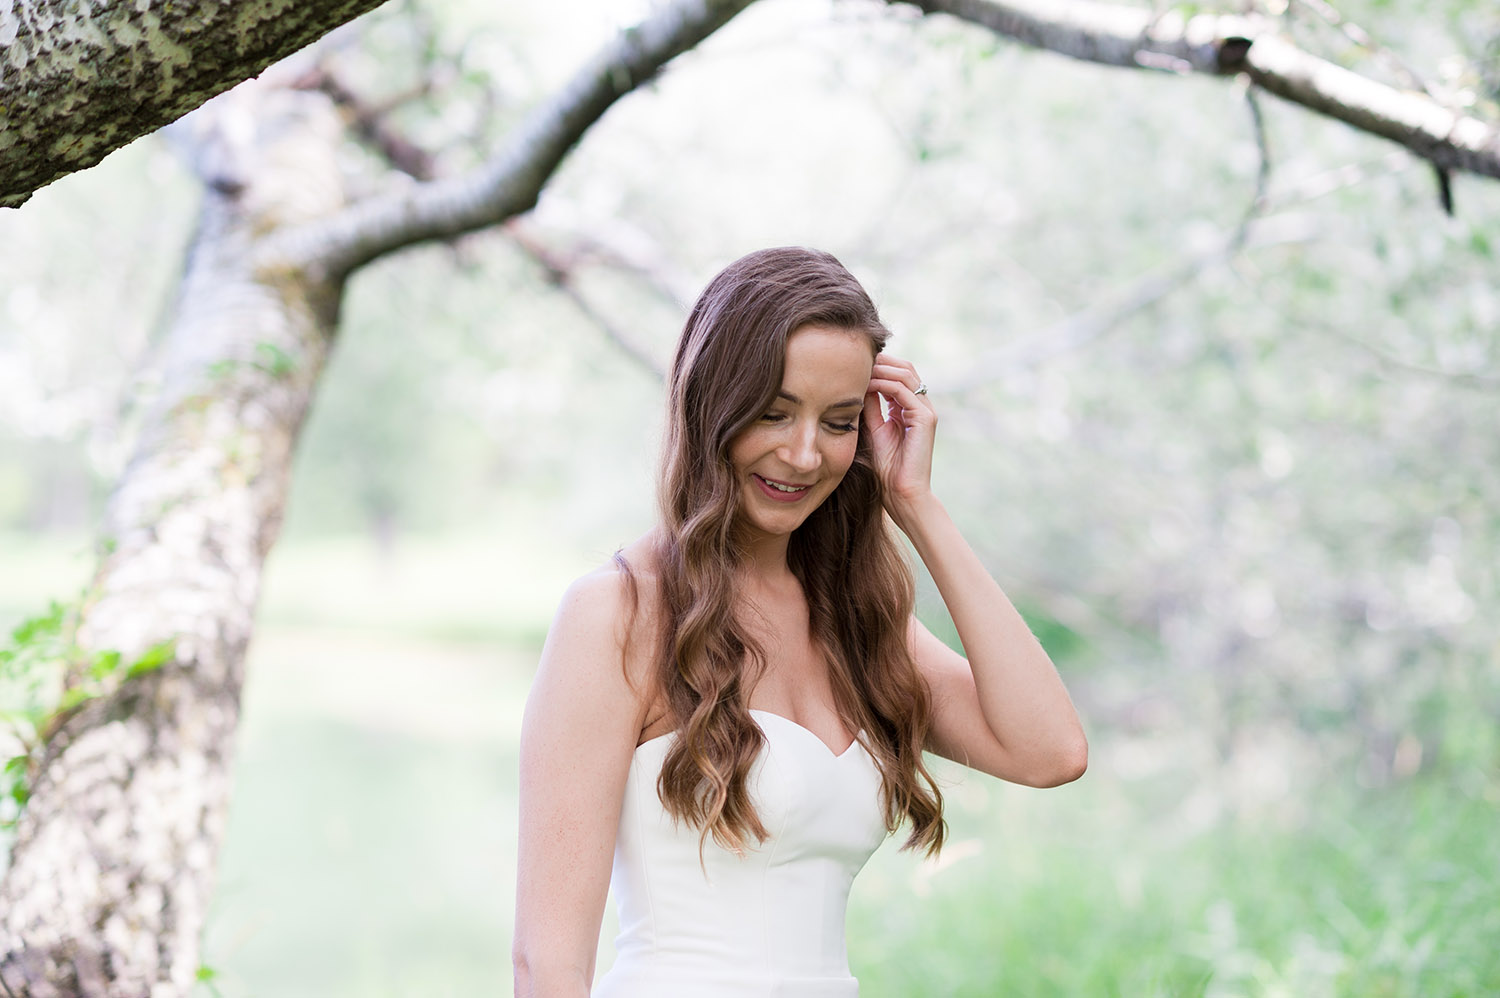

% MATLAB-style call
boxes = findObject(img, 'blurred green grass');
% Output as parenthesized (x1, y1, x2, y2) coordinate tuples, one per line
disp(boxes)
(850, 767, 1500, 997)
(206, 633, 525, 998)
(3, 531, 1497, 997)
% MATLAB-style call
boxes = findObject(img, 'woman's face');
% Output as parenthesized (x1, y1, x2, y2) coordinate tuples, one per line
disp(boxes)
(728, 323, 875, 544)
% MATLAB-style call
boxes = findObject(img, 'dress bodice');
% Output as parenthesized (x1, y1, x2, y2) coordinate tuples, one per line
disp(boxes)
(592, 710, 889, 998)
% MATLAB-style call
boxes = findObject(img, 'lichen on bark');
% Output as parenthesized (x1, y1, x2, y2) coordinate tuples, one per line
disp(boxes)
(0, 0, 388, 208)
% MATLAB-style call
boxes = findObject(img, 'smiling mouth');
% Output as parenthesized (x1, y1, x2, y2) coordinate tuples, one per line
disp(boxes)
(752, 474, 812, 498)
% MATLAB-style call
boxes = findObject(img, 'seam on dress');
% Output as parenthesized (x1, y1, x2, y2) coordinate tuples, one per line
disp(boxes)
(760, 734, 792, 998)
(632, 750, 660, 959)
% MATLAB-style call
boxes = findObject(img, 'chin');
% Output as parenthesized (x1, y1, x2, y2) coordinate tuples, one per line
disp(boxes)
(740, 492, 823, 539)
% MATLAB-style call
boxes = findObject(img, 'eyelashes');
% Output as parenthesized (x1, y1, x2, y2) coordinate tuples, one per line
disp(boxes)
(759, 413, 858, 434)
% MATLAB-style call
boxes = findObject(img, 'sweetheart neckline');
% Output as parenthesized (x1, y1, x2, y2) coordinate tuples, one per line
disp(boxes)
(634, 708, 861, 760)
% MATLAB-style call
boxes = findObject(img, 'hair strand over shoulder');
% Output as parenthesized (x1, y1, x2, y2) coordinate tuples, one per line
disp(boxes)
(637, 247, 946, 858)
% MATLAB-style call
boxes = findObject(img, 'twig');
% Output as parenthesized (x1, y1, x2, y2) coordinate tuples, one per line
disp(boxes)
(505, 223, 667, 381)
(291, 66, 437, 181)
(1263, 150, 1410, 209)
(1334, 332, 1498, 388)
(1290, 0, 1429, 95)
(525, 215, 698, 308)
(1288, 0, 1456, 213)
(941, 95, 1288, 390)
(1237, 81, 1272, 241)
(1238, 280, 1500, 391)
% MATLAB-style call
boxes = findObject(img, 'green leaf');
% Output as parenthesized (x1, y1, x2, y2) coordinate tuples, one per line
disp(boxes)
(57, 687, 97, 712)
(89, 649, 123, 681)
(8, 601, 65, 645)
(127, 638, 176, 677)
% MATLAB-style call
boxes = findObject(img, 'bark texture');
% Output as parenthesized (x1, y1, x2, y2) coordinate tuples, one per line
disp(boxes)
(0, 0, 387, 209)
(5, 0, 1499, 213)
(0, 82, 348, 997)
(896, 0, 1500, 183)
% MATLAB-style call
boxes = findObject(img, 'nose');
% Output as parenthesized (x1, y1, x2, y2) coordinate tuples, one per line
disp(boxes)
(778, 420, 821, 473)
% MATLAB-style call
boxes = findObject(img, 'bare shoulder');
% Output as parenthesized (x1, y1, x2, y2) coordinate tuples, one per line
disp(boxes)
(608, 534, 667, 643)
(533, 536, 664, 730)
(514, 542, 668, 973)
(551, 562, 635, 645)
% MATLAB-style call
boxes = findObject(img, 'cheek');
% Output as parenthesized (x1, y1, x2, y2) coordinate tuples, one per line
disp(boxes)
(829, 436, 860, 477)
(727, 429, 758, 473)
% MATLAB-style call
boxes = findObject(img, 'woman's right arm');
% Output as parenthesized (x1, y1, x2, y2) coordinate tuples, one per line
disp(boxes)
(513, 569, 651, 997)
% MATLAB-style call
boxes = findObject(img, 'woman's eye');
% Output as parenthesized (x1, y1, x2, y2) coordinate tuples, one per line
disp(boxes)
(828, 421, 859, 433)
(759, 412, 785, 423)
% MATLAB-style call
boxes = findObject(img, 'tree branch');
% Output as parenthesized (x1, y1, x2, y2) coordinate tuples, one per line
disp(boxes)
(940, 220, 1313, 390)
(940, 86, 1298, 391)
(257, 0, 757, 280)
(0, 0, 388, 209)
(292, 66, 438, 181)
(890, 0, 1249, 72)
(1235, 277, 1500, 391)
(1242, 34, 1497, 180)
(893, 0, 1500, 184)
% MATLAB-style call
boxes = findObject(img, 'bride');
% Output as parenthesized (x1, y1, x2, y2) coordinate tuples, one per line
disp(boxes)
(512, 247, 1087, 997)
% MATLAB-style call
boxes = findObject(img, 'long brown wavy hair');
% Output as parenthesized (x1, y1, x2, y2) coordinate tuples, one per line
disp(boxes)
(624, 246, 945, 858)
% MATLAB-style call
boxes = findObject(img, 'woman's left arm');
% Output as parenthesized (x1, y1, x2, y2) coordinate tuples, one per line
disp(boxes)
(866, 354, 1088, 787)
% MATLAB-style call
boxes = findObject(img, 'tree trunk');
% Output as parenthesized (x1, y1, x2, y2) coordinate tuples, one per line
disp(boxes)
(0, 2, 754, 990)
(0, 82, 349, 997)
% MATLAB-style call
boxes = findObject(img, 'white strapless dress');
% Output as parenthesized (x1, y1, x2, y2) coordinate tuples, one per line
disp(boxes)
(592, 709, 889, 998)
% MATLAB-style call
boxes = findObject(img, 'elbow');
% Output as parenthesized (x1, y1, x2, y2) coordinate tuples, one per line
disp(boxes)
(512, 948, 535, 998)
(1034, 732, 1088, 788)
(511, 947, 552, 998)
(512, 945, 588, 998)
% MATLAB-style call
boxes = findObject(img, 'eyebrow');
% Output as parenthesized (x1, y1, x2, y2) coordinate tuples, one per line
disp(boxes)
(776, 390, 864, 410)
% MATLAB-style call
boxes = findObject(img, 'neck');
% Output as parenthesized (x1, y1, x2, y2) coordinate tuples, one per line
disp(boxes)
(738, 529, 795, 587)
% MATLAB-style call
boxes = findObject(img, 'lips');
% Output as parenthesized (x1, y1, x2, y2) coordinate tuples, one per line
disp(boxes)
(752, 474, 813, 503)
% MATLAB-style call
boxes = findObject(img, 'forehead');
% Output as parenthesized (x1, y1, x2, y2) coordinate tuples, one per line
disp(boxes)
(780, 324, 875, 398)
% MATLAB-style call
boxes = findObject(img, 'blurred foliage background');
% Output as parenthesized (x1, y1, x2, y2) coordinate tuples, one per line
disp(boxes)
(2, 0, 1498, 994)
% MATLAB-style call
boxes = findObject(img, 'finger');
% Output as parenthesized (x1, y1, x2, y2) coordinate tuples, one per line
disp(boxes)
(868, 376, 934, 416)
(862, 389, 885, 432)
(871, 359, 917, 382)
(871, 362, 927, 399)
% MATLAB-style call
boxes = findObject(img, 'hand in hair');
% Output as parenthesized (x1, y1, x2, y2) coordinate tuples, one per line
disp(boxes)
(863, 352, 937, 527)
(863, 351, 1088, 788)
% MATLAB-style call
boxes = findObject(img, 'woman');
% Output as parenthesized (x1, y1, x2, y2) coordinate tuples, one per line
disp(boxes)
(513, 247, 1087, 997)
